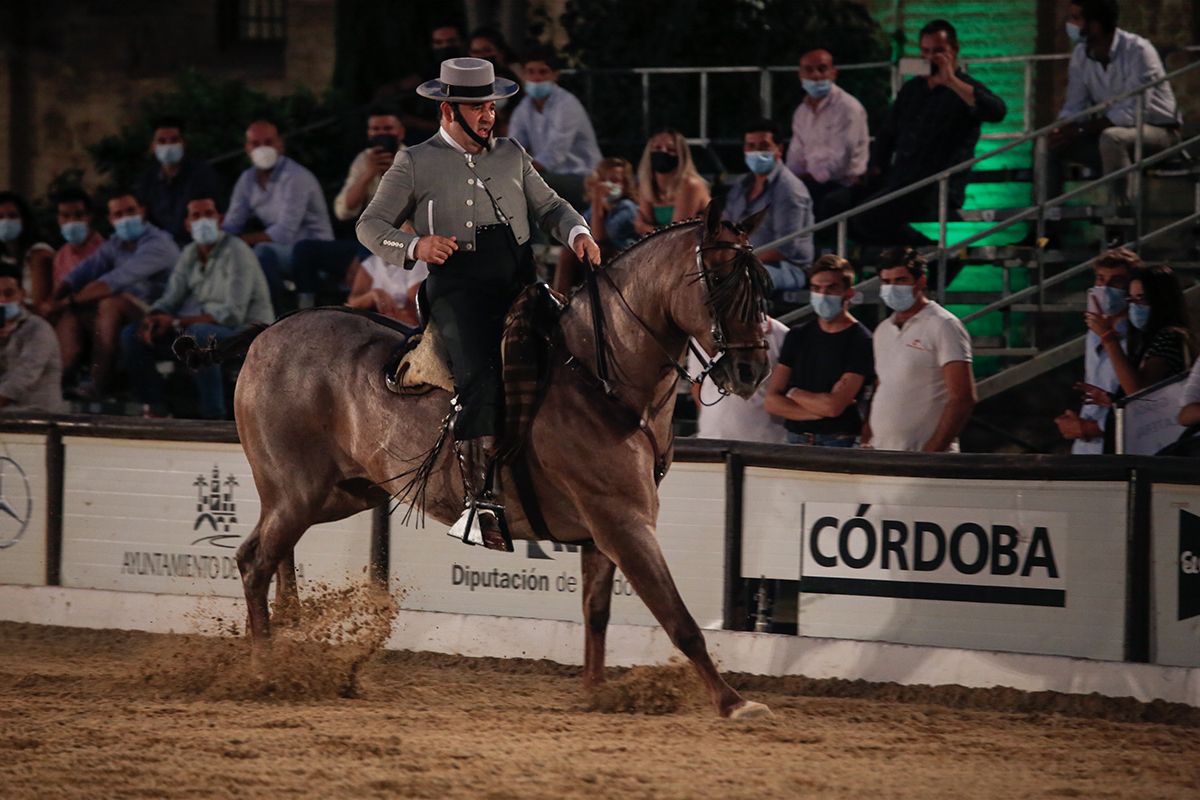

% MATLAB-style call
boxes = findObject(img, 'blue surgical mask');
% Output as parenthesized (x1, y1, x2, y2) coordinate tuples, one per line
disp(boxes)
(60, 221, 89, 245)
(1066, 22, 1085, 46)
(190, 217, 221, 246)
(1089, 285, 1127, 316)
(880, 284, 917, 312)
(802, 79, 833, 99)
(154, 142, 184, 165)
(1, 301, 22, 322)
(744, 151, 776, 175)
(113, 215, 145, 242)
(524, 80, 554, 100)
(810, 292, 844, 321)
(0, 218, 22, 242)
(1128, 303, 1151, 330)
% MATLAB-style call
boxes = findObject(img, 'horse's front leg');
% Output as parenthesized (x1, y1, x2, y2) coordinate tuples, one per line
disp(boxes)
(595, 521, 770, 720)
(580, 542, 616, 687)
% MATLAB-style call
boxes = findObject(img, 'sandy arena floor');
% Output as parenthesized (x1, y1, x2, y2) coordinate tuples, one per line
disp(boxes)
(1, 609, 1198, 799)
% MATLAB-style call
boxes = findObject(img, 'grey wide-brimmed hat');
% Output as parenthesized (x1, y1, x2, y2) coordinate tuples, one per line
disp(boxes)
(417, 57, 519, 103)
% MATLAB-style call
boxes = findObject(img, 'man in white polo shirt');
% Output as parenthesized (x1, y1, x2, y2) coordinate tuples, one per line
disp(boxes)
(866, 248, 977, 452)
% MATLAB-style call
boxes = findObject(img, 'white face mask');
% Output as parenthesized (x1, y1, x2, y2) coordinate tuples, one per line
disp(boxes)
(249, 145, 279, 170)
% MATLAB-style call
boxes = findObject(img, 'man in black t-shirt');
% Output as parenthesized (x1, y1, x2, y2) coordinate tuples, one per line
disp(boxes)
(764, 255, 874, 447)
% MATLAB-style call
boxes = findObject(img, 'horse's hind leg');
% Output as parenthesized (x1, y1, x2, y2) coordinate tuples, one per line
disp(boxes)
(237, 510, 308, 644)
(597, 525, 770, 719)
(273, 549, 300, 626)
(580, 543, 616, 687)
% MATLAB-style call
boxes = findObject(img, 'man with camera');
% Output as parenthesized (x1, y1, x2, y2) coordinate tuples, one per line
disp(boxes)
(288, 109, 409, 310)
(845, 19, 1006, 246)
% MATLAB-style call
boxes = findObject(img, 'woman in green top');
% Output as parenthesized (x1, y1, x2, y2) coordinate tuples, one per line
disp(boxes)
(634, 129, 710, 235)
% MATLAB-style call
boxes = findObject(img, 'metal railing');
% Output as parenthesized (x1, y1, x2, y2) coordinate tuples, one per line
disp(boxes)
(772, 57, 1200, 327)
(563, 51, 1071, 146)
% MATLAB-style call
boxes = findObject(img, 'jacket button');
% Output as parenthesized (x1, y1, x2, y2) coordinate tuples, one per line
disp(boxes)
(466, 199, 473, 206)
(465, 221, 473, 228)
(467, 178, 475, 185)
(464, 243, 473, 250)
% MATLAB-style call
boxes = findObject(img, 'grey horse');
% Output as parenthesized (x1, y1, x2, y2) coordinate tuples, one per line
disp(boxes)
(204, 201, 774, 718)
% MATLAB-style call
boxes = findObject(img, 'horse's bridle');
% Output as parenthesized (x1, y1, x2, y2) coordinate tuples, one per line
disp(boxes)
(687, 240, 769, 388)
(583, 228, 769, 398)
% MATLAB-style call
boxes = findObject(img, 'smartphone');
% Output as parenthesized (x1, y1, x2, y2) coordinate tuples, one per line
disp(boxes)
(1086, 286, 1104, 315)
(898, 56, 932, 77)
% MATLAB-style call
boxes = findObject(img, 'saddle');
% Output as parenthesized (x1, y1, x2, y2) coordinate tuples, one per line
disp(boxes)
(383, 282, 566, 448)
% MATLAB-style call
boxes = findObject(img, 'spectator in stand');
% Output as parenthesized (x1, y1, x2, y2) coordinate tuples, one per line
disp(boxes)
(334, 108, 407, 223)
(764, 255, 873, 447)
(1078, 264, 1195, 451)
(1048, 0, 1181, 210)
(0, 191, 54, 306)
(0, 265, 66, 413)
(222, 119, 334, 312)
(285, 108, 409, 310)
(865, 247, 976, 451)
(1179, 357, 1200, 427)
(553, 157, 640, 293)
(634, 129, 711, 234)
(346, 253, 427, 329)
(723, 118, 814, 295)
(689, 317, 790, 444)
(121, 194, 273, 419)
(843, 20, 1006, 246)
(507, 45, 602, 212)
(133, 117, 223, 246)
(1055, 248, 1133, 453)
(785, 48, 870, 217)
(45, 191, 178, 399)
(47, 188, 104, 300)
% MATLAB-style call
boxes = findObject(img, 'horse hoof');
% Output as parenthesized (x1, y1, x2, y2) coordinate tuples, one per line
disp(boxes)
(728, 700, 772, 720)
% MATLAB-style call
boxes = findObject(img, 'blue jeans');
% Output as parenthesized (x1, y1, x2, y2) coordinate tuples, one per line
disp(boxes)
(291, 239, 367, 296)
(765, 262, 808, 293)
(253, 242, 296, 311)
(120, 321, 237, 419)
(787, 431, 857, 448)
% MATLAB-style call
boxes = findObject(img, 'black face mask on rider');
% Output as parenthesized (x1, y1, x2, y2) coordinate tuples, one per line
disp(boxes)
(650, 151, 680, 174)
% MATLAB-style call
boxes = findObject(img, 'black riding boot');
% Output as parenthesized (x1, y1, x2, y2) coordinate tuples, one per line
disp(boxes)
(447, 435, 512, 551)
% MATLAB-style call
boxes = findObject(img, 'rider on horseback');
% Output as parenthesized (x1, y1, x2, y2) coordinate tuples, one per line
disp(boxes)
(357, 58, 600, 551)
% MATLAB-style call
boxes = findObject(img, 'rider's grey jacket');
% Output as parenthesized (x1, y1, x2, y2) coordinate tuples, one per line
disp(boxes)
(356, 130, 587, 266)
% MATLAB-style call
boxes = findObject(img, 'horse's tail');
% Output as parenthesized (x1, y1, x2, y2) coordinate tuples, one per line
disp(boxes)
(172, 323, 270, 370)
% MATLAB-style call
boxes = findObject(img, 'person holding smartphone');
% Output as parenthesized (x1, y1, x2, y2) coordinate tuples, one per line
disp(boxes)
(1054, 248, 1134, 452)
(838, 19, 1006, 248)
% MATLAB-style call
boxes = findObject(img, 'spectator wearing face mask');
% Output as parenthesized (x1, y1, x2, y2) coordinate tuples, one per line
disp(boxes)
(507, 45, 602, 212)
(44, 191, 179, 399)
(690, 317, 790, 444)
(865, 247, 976, 452)
(0, 265, 66, 413)
(0, 190, 54, 307)
(133, 117, 224, 246)
(553, 157, 640, 293)
(222, 119, 333, 312)
(764, 256, 873, 447)
(121, 194, 273, 419)
(468, 27, 523, 136)
(634, 129, 711, 235)
(723, 119, 814, 295)
(1048, 0, 1180, 211)
(1078, 264, 1195, 451)
(785, 48, 869, 218)
(48, 188, 104, 299)
(1055, 248, 1133, 452)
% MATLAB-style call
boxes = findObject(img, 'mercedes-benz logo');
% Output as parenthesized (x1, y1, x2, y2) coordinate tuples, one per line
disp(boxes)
(0, 456, 32, 550)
